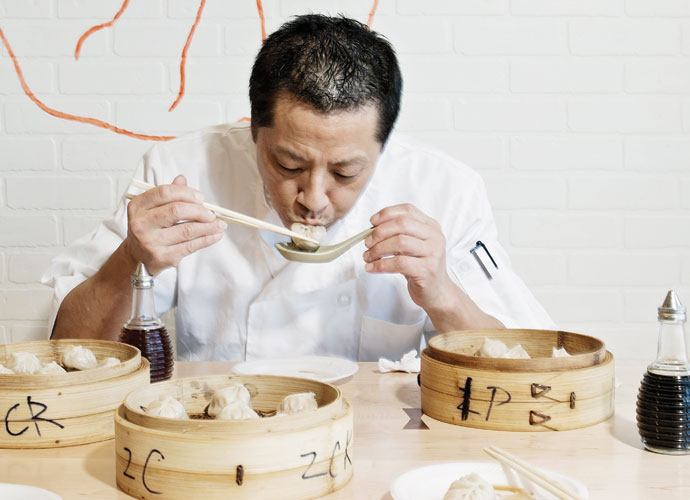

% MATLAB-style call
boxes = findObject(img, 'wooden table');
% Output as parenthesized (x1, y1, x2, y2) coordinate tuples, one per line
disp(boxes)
(0, 359, 688, 499)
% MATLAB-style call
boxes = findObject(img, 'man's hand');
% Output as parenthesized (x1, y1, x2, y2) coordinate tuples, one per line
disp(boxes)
(363, 203, 504, 332)
(124, 175, 226, 275)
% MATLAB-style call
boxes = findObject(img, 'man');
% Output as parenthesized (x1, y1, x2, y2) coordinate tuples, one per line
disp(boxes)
(43, 15, 554, 361)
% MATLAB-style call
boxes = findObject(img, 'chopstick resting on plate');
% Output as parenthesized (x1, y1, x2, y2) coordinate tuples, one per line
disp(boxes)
(124, 180, 319, 245)
(483, 446, 584, 500)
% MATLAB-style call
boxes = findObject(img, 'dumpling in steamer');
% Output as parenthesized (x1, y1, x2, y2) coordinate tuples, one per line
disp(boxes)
(443, 472, 496, 500)
(504, 344, 531, 359)
(39, 361, 67, 374)
(146, 395, 188, 419)
(7, 352, 42, 375)
(208, 383, 252, 418)
(215, 400, 260, 420)
(278, 392, 318, 416)
(61, 345, 98, 370)
(476, 338, 508, 358)
(552, 347, 571, 358)
(99, 357, 121, 368)
(290, 223, 327, 251)
(0, 363, 14, 374)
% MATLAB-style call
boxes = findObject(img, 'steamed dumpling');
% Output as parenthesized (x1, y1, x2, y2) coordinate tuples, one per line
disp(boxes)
(39, 361, 67, 374)
(7, 352, 42, 375)
(278, 392, 318, 416)
(215, 401, 260, 420)
(208, 383, 252, 418)
(99, 357, 121, 368)
(443, 472, 496, 500)
(0, 363, 14, 374)
(504, 344, 531, 359)
(290, 223, 327, 251)
(476, 338, 508, 358)
(146, 395, 188, 419)
(552, 347, 571, 358)
(61, 345, 98, 370)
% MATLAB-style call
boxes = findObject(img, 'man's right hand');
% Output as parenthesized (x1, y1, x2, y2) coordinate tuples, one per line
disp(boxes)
(123, 174, 227, 275)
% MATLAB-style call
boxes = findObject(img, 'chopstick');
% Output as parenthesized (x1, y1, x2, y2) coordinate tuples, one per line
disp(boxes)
(483, 446, 584, 500)
(124, 179, 319, 245)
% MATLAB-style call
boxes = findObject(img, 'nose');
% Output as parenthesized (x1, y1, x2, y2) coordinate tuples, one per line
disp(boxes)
(296, 171, 329, 216)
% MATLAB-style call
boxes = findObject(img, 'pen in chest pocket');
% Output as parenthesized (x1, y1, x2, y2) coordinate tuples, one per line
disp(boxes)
(470, 241, 498, 281)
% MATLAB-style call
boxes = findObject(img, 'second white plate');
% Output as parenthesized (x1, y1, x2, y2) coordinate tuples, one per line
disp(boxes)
(0, 484, 62, 500)
(390, 461, 588, 500)
(232, 356, 358, 383)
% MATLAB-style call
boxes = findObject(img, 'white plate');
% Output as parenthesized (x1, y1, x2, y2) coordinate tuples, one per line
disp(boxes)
(390, 461, 588, 500)
(0, 484, 62, 500)
(232, 356, 358, 383)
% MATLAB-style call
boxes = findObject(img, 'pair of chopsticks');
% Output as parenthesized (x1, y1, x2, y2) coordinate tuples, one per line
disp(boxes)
(124, 179, 318, 245)
(484, 446, 584, 500)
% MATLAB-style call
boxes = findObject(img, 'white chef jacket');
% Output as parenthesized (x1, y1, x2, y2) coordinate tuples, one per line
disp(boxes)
(42, 122, 555, 361)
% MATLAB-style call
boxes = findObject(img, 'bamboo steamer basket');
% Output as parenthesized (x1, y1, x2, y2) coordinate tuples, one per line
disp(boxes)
(420, 329, 615, 431)
(115, 374, 353, 500)
(0, 339, 150, 448)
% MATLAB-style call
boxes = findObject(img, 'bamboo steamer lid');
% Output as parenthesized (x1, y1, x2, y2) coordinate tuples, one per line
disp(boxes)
(0, 339, 150, 448)
(420, 329, 615, 431)
(115, 374, 353, 500)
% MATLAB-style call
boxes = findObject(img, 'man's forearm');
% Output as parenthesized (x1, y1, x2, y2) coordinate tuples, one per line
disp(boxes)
(424, 282, 505, 333)
(51, 242, 138, 341)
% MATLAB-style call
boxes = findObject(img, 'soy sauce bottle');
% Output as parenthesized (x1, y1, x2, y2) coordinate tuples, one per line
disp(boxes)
(119, 262, 174, 382)
(636, 290, 690, 454)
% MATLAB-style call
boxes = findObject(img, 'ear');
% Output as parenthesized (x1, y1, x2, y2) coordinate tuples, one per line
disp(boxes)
(251, 123, 258, 143)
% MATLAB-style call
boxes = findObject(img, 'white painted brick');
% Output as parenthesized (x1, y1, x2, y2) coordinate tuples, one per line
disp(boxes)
(570, 20, 680, 55)
(627, 0, 690, 17)
(453, 19, 564, 55)
(4, 100, 111, 134)
(0, 0, 53, 18)
(62, 137, 148, 172)
(169, 0, 279, 18)
(0, 216, 58, 246)
(625, 137, 690, 172)
(0, 326, 7, 344)
(684, 99, 690, 132)
(395, 96, 453, 132)
(0, 289, 52, 320)
(59, 62, 166, 95)
(116, 100, 224, 134)
(511, 59, 623, 93)
(625, 216, 690, 248)
(0, 138, 57, 171)
(625, 60, 690, 93)
(568, 97, 681, 133)
(494, 212, 511, 251)
(225, 98, 251, 123)
(511, 214, 621, 248)
(684, 22, 690, 54)
(7, 177, 113, 209)
(170, 59, 253, 95)
(279, 0, 338, 15)
(0, 22, 107, 57)
(484, 175, 566, 209)
(534, 289, 623, 323)
(58, 0, 163, 18)
(0, 61, 54, 94)
(512, 0, 622, 16)
(409, 133, 507, 170)
(509, 252, 566, 286)
(63, 216, 104, 245)
(683, 257, 690, 284)
(682, 180, 690, 209)
(10, 324, 50, 342)
(568, 254, 680, 286)
(371, 17, 452, 54)
(334, 0, 395, 16)
(625, 288, 690, 323)
(400, 56, 507, 93)
(511, 135, 622, 171)
(224, 22, 264, 55)
(580, 325, 654, 360)
(568, 177, 679, 210)
(397, 0, 506, 15)
(114, 22, 220, 57)
(8, 253, 58, 284)
(0, 253, 4, 281)
(454, 97, 564, 132)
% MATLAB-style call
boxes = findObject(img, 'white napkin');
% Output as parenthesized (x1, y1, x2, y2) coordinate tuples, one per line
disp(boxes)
(378, 350, 421, 373)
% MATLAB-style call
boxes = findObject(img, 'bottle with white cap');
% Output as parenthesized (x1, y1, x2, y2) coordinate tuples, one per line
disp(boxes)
(636, 290, 690, 454)
(118, 262, 174, 383)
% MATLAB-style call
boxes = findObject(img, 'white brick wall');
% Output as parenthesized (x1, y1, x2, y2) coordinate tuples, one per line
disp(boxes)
(0, 1, 688, 361)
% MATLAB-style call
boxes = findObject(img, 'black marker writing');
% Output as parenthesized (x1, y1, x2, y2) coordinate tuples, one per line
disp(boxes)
(485, 386, 511, 421)
(142, 448, 164, 495)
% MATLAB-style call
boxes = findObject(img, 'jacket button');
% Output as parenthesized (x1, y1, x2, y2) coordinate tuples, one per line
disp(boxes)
(338, 294, 351, 306)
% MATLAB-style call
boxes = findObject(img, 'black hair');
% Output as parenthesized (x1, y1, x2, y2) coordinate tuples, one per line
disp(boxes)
(249, 14, 402, 144)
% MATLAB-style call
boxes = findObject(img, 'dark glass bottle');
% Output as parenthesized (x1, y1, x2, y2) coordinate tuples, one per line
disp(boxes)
(636, 290, 690, 455)
(119, 262, 174, 382)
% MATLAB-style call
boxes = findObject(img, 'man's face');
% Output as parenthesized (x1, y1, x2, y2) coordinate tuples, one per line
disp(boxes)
(253, 95, 382, 229)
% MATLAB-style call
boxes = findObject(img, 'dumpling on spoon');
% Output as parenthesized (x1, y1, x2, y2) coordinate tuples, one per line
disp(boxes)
(290, 223, 326, 251)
